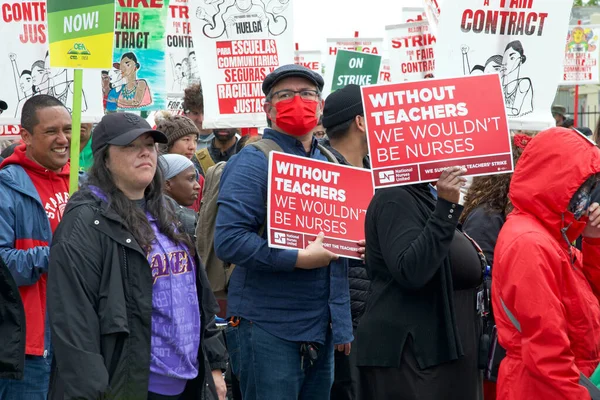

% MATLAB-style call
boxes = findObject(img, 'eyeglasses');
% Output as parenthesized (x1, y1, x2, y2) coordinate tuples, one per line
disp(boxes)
(268, 89, 320, 103)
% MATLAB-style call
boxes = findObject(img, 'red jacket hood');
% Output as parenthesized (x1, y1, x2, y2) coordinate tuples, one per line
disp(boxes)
(509, 127, 600, 243)
(0, 144, 70, 177)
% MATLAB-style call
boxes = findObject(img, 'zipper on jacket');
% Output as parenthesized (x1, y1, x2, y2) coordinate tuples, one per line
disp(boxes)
(121, 246, 131, 299)
(119, 245, 132, 396)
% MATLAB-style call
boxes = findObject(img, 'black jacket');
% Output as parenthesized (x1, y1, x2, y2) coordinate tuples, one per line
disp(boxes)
(321, 140, 370, 327)
(0, 255, 25, 380)
(167, 196, 198, 241)
(462, 207, 504, 268)
(356, 184, 464, 369)
(47, 189, 227, 400)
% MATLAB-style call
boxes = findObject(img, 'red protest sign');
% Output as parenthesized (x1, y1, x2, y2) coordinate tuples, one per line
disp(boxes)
(0, 125, 21, 138)
(267, 151, 374, 259)
(362, 74, 513, 188)
(216, 40, 278, 115)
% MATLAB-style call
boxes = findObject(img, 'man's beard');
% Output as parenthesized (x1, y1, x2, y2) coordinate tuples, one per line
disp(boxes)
(214, 130, 236, 143)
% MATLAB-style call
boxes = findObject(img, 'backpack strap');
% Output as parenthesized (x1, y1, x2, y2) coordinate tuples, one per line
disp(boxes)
(317, 143, 340, 164)
(195, 148, 216, 176)
(251, 138, 339, 165)
(249, 138, 283, 157)
(249, 139, 284, 238)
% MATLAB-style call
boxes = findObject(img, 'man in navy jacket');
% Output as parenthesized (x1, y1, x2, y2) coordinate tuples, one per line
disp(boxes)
(214, 65, 353, 399)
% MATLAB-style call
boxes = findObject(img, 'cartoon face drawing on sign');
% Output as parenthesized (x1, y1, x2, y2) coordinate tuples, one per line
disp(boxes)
(189, 51, 199, 80)
(9, 51, 88, 117)
(500, 41, 533, 117)
(196, 0, 289, 39)
(112, 52, 153, 109)
(566, 26, 598, 52)
(461, 46, 502, 75)
(460, 41, 533, 118)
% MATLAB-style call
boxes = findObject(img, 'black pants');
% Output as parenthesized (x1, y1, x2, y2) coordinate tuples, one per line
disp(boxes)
(359, 339, 482, 400)
(331, 331, 360, 400)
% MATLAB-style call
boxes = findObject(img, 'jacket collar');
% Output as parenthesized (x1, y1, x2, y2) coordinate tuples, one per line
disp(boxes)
(0, 164, 44, 206)
(66, 187, 147, 256)
(263, 128, 319, 156)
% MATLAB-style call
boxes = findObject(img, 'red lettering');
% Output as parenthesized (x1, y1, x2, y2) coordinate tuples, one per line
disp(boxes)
(118, 0, 163, 8)
(2, 2, 46, 23)
(169, 5, 189, 18)
(300, 62, 318, 70)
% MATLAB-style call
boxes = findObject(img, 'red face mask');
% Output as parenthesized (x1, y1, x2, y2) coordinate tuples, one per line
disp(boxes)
(269, 96, 319, 137)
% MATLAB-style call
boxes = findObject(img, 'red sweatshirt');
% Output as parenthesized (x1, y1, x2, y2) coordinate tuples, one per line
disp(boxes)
(1, 145, 70, 355)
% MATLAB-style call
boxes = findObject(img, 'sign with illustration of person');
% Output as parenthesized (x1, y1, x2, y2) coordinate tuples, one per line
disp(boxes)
(108, 0, 170, 113)
(0, 0, 104, 125)
(362, 74, 513, 189)
(189, 0, 294, 128)
(331, 50, 381, 92)
(46, 0, 115, 69)
(267, 151, 374, 259)
(560, 25, 600, 86)
(166, 0, 200, 95)
(294, 50, 322, 74)
(387, 21, 436, 82)
(434, 0, 572, 131)
(323, 37, 383, 97)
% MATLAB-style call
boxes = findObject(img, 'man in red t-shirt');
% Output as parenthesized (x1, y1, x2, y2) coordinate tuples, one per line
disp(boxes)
(0, 95, 71, 399)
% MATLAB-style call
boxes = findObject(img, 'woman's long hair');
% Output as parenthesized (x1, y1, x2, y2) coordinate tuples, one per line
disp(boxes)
(87, 145, 193, 252)
(460, 133, 533, 223)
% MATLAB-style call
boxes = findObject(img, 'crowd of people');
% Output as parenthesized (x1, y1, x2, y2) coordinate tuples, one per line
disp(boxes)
(2, 62, 600, 400)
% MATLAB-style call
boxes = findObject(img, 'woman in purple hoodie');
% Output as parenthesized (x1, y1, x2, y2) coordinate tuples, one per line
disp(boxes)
(47, 113, 227, 400)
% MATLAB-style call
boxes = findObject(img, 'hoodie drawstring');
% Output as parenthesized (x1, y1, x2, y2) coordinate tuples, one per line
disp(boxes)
(560, 213, 576, 266)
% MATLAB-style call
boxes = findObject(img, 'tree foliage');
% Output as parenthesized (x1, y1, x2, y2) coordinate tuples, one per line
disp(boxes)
(574, 0, 600, 6)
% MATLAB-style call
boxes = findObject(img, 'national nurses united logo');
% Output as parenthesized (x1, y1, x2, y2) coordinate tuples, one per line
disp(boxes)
(274, 232, 287, 245)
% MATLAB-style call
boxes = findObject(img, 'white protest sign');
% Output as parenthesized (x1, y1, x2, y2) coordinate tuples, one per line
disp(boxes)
(189, 0, 294, 128)
(379, 59, 392, 83)
(294, 50, 322, 74)
(146, 96, 185, 128)
(401, 7, 427, 23)
(166, 0, 201, 95)
(387, 21, 436, 82)
(560, 25, 600, 86)
(434, 0, 572, 131)
(323, 37, 383, 97)
(0, 0, 104, 125)
(423, 0, 441, 35)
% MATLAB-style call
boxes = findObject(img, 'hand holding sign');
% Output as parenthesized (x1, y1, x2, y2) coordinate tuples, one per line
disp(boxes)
(436, 166, 467, 204)
(296, 232, 340, 270)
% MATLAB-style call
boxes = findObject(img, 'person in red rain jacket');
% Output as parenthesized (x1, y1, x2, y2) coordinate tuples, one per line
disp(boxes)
(0, 95, 71, 399)
(492, 127, 600, 400)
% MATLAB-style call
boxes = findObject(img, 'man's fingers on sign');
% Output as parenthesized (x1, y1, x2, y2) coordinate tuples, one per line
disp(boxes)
(357, 239, 366, 262)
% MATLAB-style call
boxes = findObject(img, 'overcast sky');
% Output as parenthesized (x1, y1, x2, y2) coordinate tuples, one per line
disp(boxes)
(292, 0, 423, 52)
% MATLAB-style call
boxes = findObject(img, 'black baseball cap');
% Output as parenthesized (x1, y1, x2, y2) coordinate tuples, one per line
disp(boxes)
(262, 64, 324, 95)
(0, 101, 7, 111)
(92, 112, 168, 154)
